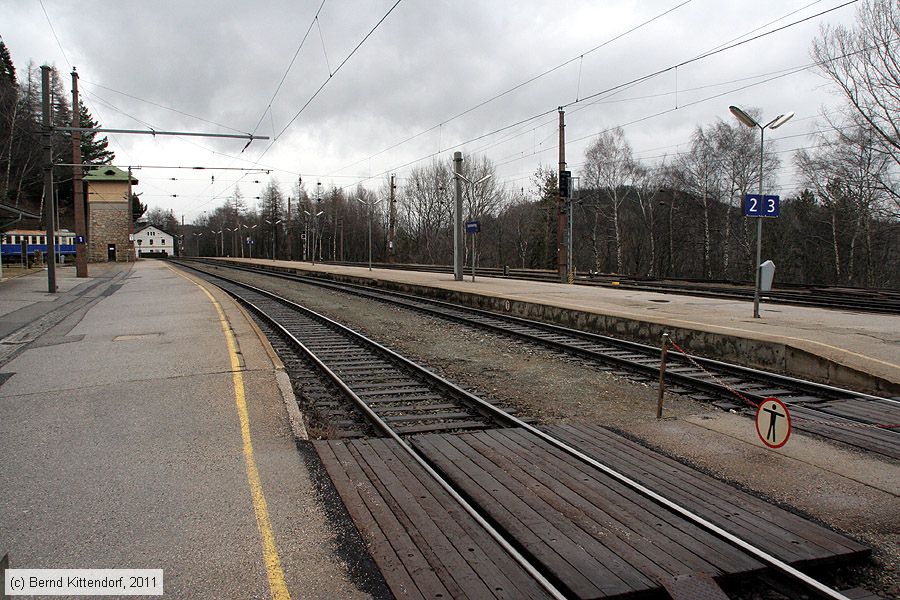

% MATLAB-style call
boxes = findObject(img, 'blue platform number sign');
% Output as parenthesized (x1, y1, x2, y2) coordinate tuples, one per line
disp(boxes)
(744, 194, 780, 217)
(465, 220, 481, 234)
(75, 235, 85, 244)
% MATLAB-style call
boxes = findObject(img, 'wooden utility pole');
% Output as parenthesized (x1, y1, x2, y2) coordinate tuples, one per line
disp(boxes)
(557, 107, 567, 282)
(70, 67, 88, 277)
(388, 174, 396, 262)
(41, 66, 57, 292)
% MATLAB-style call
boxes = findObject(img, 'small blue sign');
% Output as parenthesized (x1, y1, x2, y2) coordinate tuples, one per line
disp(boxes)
(744, 194, 780, 217)
(465, 220, 481, 234)
(75, 235, 85, 244)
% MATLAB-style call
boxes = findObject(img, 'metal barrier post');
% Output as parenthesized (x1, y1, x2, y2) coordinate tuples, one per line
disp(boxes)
(657, 333, 670, 418)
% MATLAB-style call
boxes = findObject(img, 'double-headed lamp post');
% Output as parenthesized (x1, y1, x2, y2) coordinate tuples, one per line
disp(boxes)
(241, 223, 258, 259)
(728, 105, 793, 319)
(264, 218, 282, 259)
(303, 210, 324, 265)
(357, 197, 383, 271)
(211, 229, 223, 257)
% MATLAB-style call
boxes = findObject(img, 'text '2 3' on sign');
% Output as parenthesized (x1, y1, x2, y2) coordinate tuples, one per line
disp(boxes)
(744, 194, 780, 217)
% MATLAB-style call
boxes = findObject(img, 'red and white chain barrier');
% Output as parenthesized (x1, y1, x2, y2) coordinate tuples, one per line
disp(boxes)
(666, 338, 900, 430)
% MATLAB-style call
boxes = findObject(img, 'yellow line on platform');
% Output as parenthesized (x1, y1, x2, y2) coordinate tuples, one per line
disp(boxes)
(168, 265, 291, 600)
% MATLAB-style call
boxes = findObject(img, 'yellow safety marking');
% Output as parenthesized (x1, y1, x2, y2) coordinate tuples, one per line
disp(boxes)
(167, 265, 291, 600)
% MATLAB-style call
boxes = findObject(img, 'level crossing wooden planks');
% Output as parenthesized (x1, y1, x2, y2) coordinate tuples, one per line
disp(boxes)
(315, 425, 869, 599)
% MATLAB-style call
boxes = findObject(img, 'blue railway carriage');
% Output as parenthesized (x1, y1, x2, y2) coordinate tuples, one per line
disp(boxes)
(1, 229, 77, 262)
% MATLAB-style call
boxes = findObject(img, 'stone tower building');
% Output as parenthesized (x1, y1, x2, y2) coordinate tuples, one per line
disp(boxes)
(84, 166, 137, 262)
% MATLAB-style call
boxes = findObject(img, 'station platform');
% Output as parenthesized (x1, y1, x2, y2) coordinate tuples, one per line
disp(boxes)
(217, 258, 900, 396)
(0, 261, 382, 599)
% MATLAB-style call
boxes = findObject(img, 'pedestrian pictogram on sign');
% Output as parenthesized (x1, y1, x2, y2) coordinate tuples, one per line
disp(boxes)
(755, 397, 791, 448)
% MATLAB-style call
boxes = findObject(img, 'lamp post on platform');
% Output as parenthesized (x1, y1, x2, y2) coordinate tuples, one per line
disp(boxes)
(211, 229, 222, 256)
(264, 218, 282, 259)
(303, 210, 324, 265)
(225, 226, 237, 257)
(357, 197, 382, 271)
(241, 224, 258, 259)
(728, 105, 793, 319)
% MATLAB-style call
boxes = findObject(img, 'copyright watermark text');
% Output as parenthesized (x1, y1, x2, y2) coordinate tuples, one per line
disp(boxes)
(5, 569, 163, 595)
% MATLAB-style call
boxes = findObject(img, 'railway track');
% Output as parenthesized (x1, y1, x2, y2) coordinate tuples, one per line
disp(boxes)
(320, 260, 900, 315)
(188, 270, 524, 437)
(179, 262, 871, 600)
(183, 258, 900, 461)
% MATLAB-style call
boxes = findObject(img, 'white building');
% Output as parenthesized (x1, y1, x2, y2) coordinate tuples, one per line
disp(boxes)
(133, 225, 176, 258)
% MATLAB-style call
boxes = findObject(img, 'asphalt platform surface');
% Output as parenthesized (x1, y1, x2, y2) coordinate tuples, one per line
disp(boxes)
(0, 261, 383, 599)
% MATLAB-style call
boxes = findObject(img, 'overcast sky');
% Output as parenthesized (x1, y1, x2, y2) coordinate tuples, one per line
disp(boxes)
(2, 0, 860, 220)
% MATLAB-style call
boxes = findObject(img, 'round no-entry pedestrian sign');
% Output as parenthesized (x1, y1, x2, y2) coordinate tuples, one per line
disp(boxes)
(755, 397, 791, 449)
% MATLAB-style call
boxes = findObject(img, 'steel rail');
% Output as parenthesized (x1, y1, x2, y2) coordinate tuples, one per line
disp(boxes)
(189, 268, 566, 600)
(187, 259, 900, 462)
(308, 259, 900, 314)
(181, 261, 853, 600)
(191, 259, 897, 406)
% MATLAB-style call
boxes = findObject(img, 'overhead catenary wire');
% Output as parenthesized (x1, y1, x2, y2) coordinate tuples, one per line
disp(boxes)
(81, 80, 251, 135)
(338, 9, 880, 197)
(560, 0, 860, 110)
(324, 0, 855, 186)
(169, 2, 864, 218)
(38, 0, 70, 68)
(177, 0, 404, 216)
(35, 0, 137, 169)
(179, 0, 840, 214)
(249, 0, 327, 137)
(323, 0, 695, 179)
(271, 0, 403, 144)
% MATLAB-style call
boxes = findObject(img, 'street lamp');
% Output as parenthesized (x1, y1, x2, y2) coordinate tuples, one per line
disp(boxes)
(241, 224, 258, 259)
(211, 229, 223, 257)
(264, 218, 282, 260)
(729, 105, 793, 319)
(303, 210, 324, 265)
(192, 231, 203, 257)
(357, 197, 383, 271)
(225, 226, 237, 257)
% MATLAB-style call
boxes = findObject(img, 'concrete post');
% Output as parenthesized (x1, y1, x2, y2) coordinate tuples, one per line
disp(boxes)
(557, 107, 567, 283)
(71, 67, 87, 277)
(41, 66, 57, 292)
(453, 151, 463, 281)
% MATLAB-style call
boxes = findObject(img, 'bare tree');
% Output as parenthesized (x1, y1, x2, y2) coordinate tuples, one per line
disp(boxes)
(402, 159, 453, 263)
(673, 127, 723, 278)
(796, 122, 895, 286)
(583, 128, 637, 273)
(813, 0, 899, 206)
(709, 120, 766, 278)
(633, 164, 662, 277)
